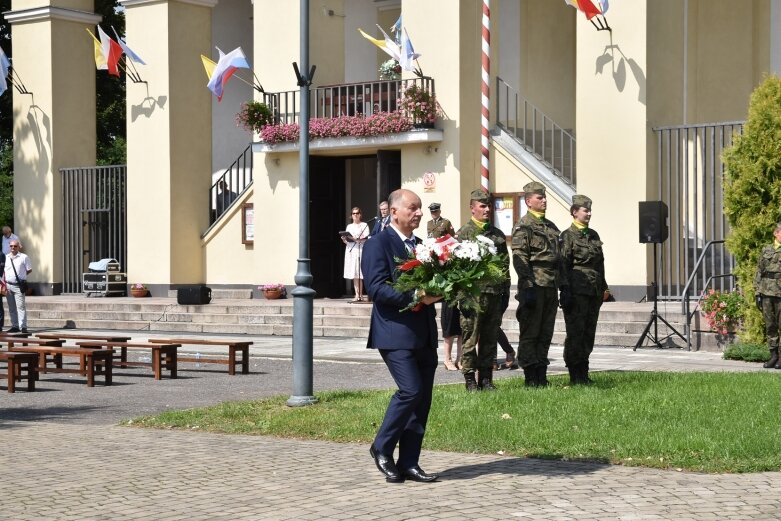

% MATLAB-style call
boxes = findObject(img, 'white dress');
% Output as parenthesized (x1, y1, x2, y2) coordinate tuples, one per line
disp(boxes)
(343, 222, 369, 279)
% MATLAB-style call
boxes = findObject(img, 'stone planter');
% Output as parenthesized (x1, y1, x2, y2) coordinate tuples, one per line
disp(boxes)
(130, 288, 148, 298)
(262, 288, 284, 300)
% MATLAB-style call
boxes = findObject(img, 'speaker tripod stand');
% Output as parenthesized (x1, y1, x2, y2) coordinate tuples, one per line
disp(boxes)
(634, 242, 686, 350)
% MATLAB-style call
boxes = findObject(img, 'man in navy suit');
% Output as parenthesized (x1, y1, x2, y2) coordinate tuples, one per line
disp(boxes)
(370, 200, 391, 237)
(362, 188, 442, 483)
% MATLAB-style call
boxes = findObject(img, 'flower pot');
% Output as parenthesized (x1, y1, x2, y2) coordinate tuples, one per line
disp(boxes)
(130, 288, 148, 298)
(413, 121, 435, 129)
(263, 288, 284, 300)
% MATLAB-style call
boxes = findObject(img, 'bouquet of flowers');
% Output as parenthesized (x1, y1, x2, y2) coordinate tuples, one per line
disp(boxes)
(391, 234, 507, 312)
(379, 59, 401, 80)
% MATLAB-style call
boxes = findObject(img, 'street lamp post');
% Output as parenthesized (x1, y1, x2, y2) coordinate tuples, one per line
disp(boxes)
(287, 0, 317, 407)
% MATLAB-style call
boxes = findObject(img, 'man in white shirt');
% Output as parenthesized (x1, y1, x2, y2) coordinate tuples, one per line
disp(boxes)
(2, 226, 20, 255)
(4, 239, 32, 333)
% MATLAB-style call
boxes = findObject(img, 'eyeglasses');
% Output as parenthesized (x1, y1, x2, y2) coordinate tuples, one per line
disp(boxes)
(352, 212, 361, 215)
(9, 244, 19, 248)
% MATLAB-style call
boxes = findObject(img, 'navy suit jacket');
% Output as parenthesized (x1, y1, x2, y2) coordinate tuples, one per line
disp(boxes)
(361, 226, 438, 350)
(371, 215, 390, 237)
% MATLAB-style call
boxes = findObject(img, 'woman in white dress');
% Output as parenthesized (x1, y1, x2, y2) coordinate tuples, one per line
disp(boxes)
(342, 206, 369, 301)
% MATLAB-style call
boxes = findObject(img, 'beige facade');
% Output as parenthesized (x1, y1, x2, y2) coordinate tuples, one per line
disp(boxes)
(5, 0, 780, 298)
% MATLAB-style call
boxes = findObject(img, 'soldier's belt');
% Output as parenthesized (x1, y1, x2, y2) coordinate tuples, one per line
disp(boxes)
(762, 272, 781, 279)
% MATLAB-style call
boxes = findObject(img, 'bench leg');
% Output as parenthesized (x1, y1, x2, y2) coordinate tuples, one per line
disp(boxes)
(152, 348, 161, 380)
(25, 361, 35, 392)
(167, 351, 177, 379)
(228, 347, 236, 376)
(104, 355, 113, 386)
(7, 362, 15, 393)
(86, 354, 95, 387)
(241, 347, 249, 374)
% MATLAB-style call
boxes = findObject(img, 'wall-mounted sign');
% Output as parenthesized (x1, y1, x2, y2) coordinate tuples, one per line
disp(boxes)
(423, 171, 436, 193)
(242, 203, 254, 245)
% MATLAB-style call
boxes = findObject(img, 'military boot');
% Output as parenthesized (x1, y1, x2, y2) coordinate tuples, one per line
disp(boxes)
(537, 365, 549, 387)
(583, 362, 594, 384)
(523, 366, 535, 387)
(464, 372, 479, 392)
(479, 369, 497, 391)
(764, 348, 779, 368)
(567, 365, 579, 385)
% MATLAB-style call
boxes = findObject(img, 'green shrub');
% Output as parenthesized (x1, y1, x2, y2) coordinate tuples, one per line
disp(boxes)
(723, 342, 770, 363)
(723, 75, 781, 344)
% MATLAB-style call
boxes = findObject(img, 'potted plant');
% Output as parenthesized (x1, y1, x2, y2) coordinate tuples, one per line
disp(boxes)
(379, 59, 401, 80)
(130, 283, 148, 298)
(236, 100, 274, 135)
(700, 289, 744, 346)
(259, 283, 287, 299)
(399, 84, 438, 128)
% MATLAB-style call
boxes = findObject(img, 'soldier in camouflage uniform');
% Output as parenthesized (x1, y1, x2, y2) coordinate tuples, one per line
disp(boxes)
(511, 181, 567, 387)
(456, 189, 510, 391)
(426, 203, 455, 239)
(560, 195, 607, 384)
(754, 222, 781, 370)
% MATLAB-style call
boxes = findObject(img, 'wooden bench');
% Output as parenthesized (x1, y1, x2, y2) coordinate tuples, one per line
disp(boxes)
(36, 333, 132, 343)
(0, 352, 39, 393)
(147, 338, 252, 375)
(77, 342, 178, 380)
(5, 345, 113, 387)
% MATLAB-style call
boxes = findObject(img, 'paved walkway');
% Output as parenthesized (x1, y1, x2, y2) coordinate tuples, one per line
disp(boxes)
(1, 332, 779, 520)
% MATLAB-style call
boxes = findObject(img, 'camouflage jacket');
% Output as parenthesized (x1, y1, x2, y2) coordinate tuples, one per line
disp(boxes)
(511, 213, 564, 289)
(560, 224, 607, 297)
(755, 244, 781, 298)
(455, 219, 510, 294)
(427, 217, 455, 239)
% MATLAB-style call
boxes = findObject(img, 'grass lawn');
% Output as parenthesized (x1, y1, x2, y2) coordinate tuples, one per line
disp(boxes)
(125, 371, 781, 473)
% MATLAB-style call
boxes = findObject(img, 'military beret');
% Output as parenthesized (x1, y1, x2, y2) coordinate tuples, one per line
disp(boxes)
(428, 202, 441, 211)
(470, 189, 491, 204)
(572, 194, 592, 209)
(523, 181, 546, 195)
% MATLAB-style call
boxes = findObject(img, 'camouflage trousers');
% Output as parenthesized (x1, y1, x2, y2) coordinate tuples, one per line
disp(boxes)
(459, 293, 502, 373)
(762, 296, 781, 350)
(563, 294, 603, 367)
(516, 286, 558, 368)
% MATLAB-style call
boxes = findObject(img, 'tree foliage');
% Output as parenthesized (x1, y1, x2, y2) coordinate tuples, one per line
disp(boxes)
(723, 75, 781, 343)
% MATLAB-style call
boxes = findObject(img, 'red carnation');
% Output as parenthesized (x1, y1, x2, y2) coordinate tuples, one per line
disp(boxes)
(399, 259, 422, 271)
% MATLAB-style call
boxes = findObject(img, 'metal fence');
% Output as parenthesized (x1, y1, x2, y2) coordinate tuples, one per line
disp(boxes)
(653, 121, 744, 299)
(495, 77, 576, 187)
(210, 144, 253, 225)
(262, 76, 435, 125)
(61, 165, 127, 294)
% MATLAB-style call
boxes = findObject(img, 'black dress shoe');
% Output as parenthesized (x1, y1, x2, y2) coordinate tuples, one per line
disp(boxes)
(20, 328, 29, 334)
(369, 445, 403, 482)
(401, 465, 439, 483)
(7, 327, 19, 333)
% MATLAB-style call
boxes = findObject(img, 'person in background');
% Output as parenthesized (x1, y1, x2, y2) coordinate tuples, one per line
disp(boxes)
(2, 226, 20, 255)
(215, 180, 238, 217)
(4, 239, 32, 333)
(362, 188, 442, 483)
(371, 201, 391, 237)
(456, 189, 510, 391)
(560, 195, 607, 384)
(512, 181, 566, 387)
(342, 207, 369, 301)
(754, 222, 781, 370)
(0, 249, 5, 330)
(427, 202, 460, 371)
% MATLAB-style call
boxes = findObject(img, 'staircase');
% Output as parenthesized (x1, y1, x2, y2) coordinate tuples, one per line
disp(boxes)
(14, 296, 704, 350)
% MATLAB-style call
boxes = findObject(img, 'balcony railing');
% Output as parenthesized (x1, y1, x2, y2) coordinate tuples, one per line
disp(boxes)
(262, 76, 435, 126)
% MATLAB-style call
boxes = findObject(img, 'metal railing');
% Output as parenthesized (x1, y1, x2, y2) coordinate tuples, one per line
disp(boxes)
(679, 240, 735, 350)
(653, 121, 743, 298)
(495, 76, 576, 187)
(61, 165, 127, 294)
(210, 144, 253, 225)
(262, 76, 435, 125)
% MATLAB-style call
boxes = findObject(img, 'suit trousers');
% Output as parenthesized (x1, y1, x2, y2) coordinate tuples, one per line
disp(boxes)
(374, 347, 438, 470)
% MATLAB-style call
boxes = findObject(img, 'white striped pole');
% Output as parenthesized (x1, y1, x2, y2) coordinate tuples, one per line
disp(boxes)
(480, 0, 491, 192)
